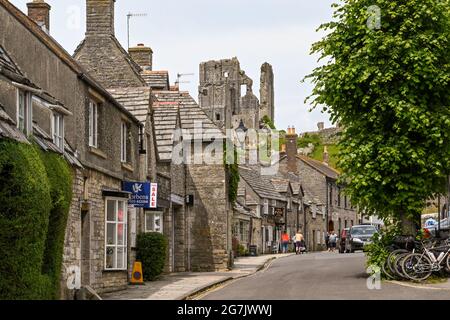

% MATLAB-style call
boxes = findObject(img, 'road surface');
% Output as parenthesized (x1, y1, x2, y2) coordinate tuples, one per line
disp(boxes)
(201, 252, 450, 300)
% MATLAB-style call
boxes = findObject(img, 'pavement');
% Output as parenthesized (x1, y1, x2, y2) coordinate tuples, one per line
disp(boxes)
(101, 253, 294, 300)
(200, 252, 450, 300)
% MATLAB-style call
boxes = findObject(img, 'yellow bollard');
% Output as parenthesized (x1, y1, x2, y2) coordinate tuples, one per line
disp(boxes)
(130, 261, 144, 285)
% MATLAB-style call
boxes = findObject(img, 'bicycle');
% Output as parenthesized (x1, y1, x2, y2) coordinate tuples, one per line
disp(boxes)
(401, 239, 450, 282)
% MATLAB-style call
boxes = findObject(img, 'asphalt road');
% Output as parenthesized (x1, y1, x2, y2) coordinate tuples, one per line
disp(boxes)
(201, 252, 450, 300)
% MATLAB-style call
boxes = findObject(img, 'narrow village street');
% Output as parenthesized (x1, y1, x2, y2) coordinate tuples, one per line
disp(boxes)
(200, 252, 450, 300)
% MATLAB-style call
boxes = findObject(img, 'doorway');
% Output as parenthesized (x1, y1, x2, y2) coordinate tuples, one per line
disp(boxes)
(328, 220, 335, 232)
(80, 210, 90, 286)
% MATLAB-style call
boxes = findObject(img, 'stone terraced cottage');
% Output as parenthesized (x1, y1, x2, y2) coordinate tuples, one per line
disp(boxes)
(0, 0, 145, 298)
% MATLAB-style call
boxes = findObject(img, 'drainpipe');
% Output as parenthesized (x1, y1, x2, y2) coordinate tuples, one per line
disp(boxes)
(326, 180, 329, 232)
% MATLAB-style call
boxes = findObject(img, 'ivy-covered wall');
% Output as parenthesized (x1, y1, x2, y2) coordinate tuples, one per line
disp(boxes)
(0, 139, 73, 300)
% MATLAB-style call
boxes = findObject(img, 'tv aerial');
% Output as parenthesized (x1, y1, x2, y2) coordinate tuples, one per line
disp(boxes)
(127, 12, 148, 49)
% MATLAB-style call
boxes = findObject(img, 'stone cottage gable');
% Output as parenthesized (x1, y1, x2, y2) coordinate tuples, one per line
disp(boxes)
(73, 0, 146, 88)
(152, 89, 230, 272)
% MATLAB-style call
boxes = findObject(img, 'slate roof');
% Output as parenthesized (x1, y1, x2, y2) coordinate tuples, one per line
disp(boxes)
(239, 166, 285, 201)
(297, 155, 340, 180)
(153, 90, 224, 141)
(0, 45, 22, 76)
(141, 71, 170, 90)
(108, 87, 151, 124)
(153, 102, 178, 161)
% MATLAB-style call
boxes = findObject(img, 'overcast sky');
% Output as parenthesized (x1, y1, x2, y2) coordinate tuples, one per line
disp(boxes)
(12, 0, 335, 132)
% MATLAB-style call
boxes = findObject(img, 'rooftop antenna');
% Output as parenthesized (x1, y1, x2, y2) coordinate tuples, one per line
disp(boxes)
(176, 73, 194, 89)
(127, 12, 148, 49)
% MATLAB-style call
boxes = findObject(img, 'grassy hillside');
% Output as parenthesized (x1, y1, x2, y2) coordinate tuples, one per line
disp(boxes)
(297, 133, 341, 170)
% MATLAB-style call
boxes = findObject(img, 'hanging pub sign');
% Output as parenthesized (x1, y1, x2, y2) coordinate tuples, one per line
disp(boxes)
(274, 208, 284, 217)
(122, 182, 158, 209)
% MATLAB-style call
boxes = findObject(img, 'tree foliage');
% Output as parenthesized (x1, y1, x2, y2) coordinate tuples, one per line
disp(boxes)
(306, 0, 450, 233)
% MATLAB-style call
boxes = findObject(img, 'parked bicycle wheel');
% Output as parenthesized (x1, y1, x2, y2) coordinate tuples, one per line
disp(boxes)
(446, 253, 450, 274)
(387, 249, 409, 279)
(393, 252, 411, 279)
(381, 259, 396, 280)
(401, 253, 433, 282)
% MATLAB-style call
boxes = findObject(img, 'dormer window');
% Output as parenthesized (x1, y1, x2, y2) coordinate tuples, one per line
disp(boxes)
(52, 113, 64, 151)
(17, 89, 32, 135)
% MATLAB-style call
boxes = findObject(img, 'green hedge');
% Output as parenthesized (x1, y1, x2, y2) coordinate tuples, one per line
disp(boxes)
(38, 148, 73, 299)
(0, 140, 52, 299)
(0, 140, 73, 300)
(136, 232, 168, 281)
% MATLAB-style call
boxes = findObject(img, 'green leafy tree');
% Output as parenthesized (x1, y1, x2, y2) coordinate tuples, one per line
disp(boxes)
(306, 0, 450, 234)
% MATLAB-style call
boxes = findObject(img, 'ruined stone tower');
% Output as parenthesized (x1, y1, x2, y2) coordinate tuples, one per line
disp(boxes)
(199, 58, 275, 130)
(260, 62, 275, 122)
(198, 58, 241, 129)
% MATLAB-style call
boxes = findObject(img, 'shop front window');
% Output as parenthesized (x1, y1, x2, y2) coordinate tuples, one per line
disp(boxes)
(105, 199, 128, 270)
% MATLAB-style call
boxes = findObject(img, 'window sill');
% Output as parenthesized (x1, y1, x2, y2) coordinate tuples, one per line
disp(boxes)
(89, 147, 107, 159)
(121, 162, 134, 173)
(103, 269, 128, 273)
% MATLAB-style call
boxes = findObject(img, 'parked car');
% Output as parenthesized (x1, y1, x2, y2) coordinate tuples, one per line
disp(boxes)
(338, 228, 350, 254)
(345, 225, 378, 253)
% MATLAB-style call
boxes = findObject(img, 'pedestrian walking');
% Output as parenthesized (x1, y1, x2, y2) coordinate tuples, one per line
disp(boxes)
(329, 231, 338, 253)
(281, 230, 290, 254)
(295, 231, 305, 255)
(325, 232, 330, 252)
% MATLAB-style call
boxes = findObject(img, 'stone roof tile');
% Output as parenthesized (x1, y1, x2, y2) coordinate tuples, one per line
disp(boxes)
(239, 166, 285, 201)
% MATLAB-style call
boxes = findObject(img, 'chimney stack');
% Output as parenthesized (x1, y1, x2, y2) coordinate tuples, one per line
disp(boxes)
(286, 126, 298, 174)
(128, 44, 153, 71)
(27, 0, 51, 33)
(86, 0, 115, 36)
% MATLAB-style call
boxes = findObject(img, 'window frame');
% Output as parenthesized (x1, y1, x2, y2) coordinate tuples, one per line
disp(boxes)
(104, 198, 128, 271)
(17, 89, 32, 135)
(145, 211, 163, 234)
(120, 121, 128, 163)
(263, 199, 269, 215)
(52, 112, 64, 151)
(89, 99, 99, 148)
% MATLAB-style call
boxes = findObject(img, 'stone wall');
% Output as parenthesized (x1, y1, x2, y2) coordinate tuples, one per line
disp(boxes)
(186, 154, 230, 271)
(60, 168, 84, 300)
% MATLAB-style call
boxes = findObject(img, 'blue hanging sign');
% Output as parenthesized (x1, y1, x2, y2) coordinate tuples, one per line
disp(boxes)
(123, 182, 157, 209)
